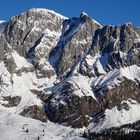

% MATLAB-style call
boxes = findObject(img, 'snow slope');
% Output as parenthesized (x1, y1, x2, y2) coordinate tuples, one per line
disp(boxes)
(88, 100, 140, 132)
(92, 64, 140, 91)
(0, 59, 54, 114)
(63, 64, 140, 100)
(28, 8, 68, 20)
(0, 109, 86, 140)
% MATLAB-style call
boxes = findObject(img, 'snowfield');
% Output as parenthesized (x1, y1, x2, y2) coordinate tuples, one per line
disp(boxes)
(88, 100, 140, 133)
(0, 109, 87, 140)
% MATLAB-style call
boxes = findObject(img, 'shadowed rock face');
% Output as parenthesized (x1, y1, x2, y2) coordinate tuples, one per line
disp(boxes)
(46, 78, 140, 128)
(49, 13, 101, 75)
(56, 15, 101, 75)
(93, 23, 140, 53)
(47, 96, 98, 128)
(20, 105, 47, 122)
(91, 24, 140, 69)
(0, 36, 8, 61)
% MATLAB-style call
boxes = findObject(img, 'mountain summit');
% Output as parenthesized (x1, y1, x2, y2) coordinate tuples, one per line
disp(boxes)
(0, 8, 140, 139)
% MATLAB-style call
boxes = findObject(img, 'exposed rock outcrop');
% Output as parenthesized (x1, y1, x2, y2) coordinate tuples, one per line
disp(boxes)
(46, 77, 140, 128)
(49, 13, 101, 75)
(2, 96, 21, 107)
(20, 105, 47, 122)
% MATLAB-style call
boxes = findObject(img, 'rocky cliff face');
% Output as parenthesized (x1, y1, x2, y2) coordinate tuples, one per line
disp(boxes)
(0, 8, 140, 133)
(4, 8, 65, 56)
(49, 12, 101, 75)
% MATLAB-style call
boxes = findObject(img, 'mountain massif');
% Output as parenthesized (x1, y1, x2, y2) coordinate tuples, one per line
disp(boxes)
(0, 8, 140, 139)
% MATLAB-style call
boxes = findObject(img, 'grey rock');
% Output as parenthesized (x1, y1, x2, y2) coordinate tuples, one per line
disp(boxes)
(20, 105, 47, 122)
(2, 96, 21, 107)
(49, 13, 101, 75)
(46, 77, 140, 128)
(4, 8, 65, 57)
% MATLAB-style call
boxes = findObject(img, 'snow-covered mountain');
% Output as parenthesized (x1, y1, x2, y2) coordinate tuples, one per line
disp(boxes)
(0, 8, 140, 139)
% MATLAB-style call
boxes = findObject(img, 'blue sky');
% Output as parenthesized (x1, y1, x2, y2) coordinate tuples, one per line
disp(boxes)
(0, 0, 139, 26)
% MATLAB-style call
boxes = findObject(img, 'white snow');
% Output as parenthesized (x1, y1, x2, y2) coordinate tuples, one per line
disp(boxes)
(68, 74, 97, 100)
(65, 63, 140, 102)
(120, 65, 140, 81)
(12, 51, 32, 71)
(0, 109, 86, 140)
(80, 12, 102, 27)
(92, 65, 140, 90)
(0, 71, 43, 113)
(0, 59, 54, 114)
(134, 37, 140, 43)
(92, 68, 121, 89)
(0, 20, 7, 34)
(77, 54, 107, 77)
(29, 8, 68, 20)
(88, 100, 140, 132)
